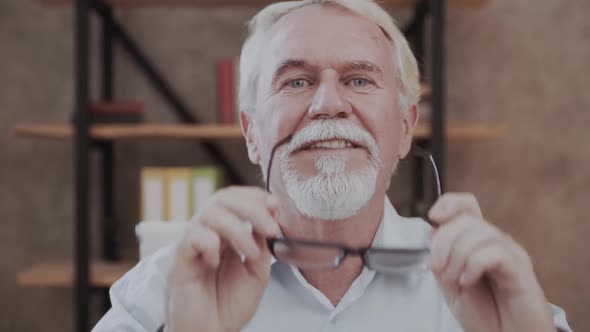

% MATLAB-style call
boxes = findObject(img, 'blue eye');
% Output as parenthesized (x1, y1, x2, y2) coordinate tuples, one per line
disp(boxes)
(350, 78, 369, 87)
(287, 79, 308, 89)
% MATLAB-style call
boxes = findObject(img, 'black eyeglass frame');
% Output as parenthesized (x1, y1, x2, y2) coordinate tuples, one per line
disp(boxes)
(263, 135, 442, 271)
(267, 236, 431, 270)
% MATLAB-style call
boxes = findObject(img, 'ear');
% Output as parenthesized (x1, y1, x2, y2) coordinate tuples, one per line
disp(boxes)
(398, 104, 419, 159)
(240, 111, 261, 164)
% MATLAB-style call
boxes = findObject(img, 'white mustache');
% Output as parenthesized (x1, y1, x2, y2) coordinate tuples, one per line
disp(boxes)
(285, 119, 382, 166)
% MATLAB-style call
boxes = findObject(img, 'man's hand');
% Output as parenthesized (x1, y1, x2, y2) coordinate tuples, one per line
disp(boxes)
(166, 187, 281, 332)
(428, 193, 555, 332)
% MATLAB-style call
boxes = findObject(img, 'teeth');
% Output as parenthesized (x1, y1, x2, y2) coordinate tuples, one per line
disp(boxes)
(309, 139, 352, 149)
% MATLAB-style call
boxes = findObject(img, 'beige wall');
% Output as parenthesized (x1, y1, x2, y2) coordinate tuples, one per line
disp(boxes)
(1, 0, 588, 331)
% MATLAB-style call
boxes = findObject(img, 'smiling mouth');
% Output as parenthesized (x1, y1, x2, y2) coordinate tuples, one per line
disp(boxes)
(297, 139, 363, 151)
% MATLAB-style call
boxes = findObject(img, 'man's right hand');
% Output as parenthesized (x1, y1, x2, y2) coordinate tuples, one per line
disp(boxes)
(165, 187, 281, 332)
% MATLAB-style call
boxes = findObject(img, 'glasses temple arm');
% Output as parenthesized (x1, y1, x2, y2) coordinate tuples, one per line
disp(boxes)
(266, 135, 293, 193)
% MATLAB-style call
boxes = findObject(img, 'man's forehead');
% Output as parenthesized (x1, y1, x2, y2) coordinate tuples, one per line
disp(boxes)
(262, 5, 393, 72)
(266, 5, 390, 51)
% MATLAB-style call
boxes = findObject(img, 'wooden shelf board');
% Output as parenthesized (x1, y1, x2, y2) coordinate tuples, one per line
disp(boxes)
(15, 123, 506, 141)
(42, 0, 489, 8)
(14, 123, 245, 140)
(17, 261, 135, 288)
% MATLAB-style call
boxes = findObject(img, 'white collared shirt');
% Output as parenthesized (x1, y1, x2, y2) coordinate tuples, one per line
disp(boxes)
(93, 199, 572, 332)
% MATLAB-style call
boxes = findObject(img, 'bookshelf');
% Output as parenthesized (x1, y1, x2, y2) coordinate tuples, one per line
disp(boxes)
(22, 0, 493, 330)
(15, 123, 507, 141)
(15, 123, 244, 140)
(17, 262, 134, 288)
(42, 0, 490, 8)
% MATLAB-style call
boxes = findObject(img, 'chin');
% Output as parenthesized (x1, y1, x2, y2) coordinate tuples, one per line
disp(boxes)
(283, 168, 378, 221)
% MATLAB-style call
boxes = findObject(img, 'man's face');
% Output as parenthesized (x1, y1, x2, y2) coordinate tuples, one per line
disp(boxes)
(244, 5, 417, 219)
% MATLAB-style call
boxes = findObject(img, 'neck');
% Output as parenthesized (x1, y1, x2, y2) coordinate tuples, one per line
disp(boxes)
(278, 192, 385, 306)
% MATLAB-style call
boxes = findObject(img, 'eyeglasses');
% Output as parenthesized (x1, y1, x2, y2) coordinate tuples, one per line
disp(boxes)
(264, 135, 442, 275)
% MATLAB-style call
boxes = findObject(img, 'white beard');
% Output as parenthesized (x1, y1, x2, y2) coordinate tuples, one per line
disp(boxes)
(278, 120, 382, 221)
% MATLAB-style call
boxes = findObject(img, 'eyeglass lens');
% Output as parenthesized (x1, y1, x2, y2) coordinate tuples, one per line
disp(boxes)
(272, 240, 343, 269)
(365, 248, 430, 275)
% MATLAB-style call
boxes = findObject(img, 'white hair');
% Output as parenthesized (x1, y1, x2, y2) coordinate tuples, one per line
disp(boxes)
(239, 0, 421, 116)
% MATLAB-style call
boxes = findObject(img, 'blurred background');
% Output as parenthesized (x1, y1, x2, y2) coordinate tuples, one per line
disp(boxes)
(1, 0, 588, 331)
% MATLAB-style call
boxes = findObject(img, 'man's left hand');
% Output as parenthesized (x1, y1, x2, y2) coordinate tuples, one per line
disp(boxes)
(428, 193, 555, 332)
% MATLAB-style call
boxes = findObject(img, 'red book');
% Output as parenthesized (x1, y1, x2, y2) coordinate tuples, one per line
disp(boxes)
(216, 58, 237, 124)
(90, 101, 144, 115)
(88, 101, 144, 124)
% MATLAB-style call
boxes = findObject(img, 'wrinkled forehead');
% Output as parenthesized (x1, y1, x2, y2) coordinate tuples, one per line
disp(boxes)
(260, 5, 396, 79)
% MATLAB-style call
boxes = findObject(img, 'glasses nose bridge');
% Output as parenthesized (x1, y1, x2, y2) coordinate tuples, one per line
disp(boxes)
(340, 247, 370, 268)
(344, 247, 367, 257)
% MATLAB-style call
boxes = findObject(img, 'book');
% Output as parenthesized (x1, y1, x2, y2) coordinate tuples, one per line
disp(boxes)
(140, 166, 223, 222)
(192, 167, 223, 215)
(89, 101, 144, 115)
(140, 168, 167, 221)
(166, 168, 193, 222)
(138, 167, 223, 256)
(216, 57, 240, 124)
(72, 100, 144, 124)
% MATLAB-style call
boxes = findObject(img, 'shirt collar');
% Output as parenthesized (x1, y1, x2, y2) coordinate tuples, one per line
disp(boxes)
(278, 198, 413, 312)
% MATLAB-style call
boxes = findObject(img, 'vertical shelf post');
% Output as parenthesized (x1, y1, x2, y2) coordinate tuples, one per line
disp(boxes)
(99, 4, 118, 314)
(408, 0, 428, 216)
(73, 0, 91, 331)
(431, 0, 446, 190)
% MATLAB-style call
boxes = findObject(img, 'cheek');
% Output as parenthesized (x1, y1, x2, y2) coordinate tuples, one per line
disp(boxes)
(268, 93, 311, 134)
(254, 96, 309, 158)
(348, 94, 403, 167)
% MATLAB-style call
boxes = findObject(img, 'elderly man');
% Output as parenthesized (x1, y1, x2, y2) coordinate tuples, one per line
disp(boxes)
(94, 1, 571, 331)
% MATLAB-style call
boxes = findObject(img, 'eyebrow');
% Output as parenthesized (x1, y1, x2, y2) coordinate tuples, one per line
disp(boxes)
(271, 59, 309, 86)
(271, 59, 384, 86)
(342, 60, 383, 77)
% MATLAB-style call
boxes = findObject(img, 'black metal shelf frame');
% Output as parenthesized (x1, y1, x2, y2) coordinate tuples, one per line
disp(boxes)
(71, 0, 446, 331)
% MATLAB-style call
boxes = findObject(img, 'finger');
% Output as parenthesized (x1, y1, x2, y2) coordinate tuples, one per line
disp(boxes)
(201, 207, 261, 260)
(428, 192, 483, 225)
(217, 188, 281, 237)
(244, 233, 273, 282)
(460, 239, 533, 293)
(430, 215, 477, 273)
(458, 241, 506, 288)
(178, 223, 222, 271)
(439, 222, 501, 286)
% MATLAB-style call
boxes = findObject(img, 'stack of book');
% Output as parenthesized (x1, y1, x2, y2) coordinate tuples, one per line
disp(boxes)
(140, 166, 223, 222)
(72, 101, 144, 124)
(137, 167, 223, 258)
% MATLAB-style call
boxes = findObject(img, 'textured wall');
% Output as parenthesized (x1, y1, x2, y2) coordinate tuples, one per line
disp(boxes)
(446, 2, 590, 331)
(0, 0, 588, 331)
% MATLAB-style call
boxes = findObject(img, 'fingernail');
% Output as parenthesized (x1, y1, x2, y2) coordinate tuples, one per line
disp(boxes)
(244, 222, 254, 233)
(238, 251, 246, 263)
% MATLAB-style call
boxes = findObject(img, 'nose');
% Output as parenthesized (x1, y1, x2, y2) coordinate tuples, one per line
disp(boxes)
(307, 73, 352, 119)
